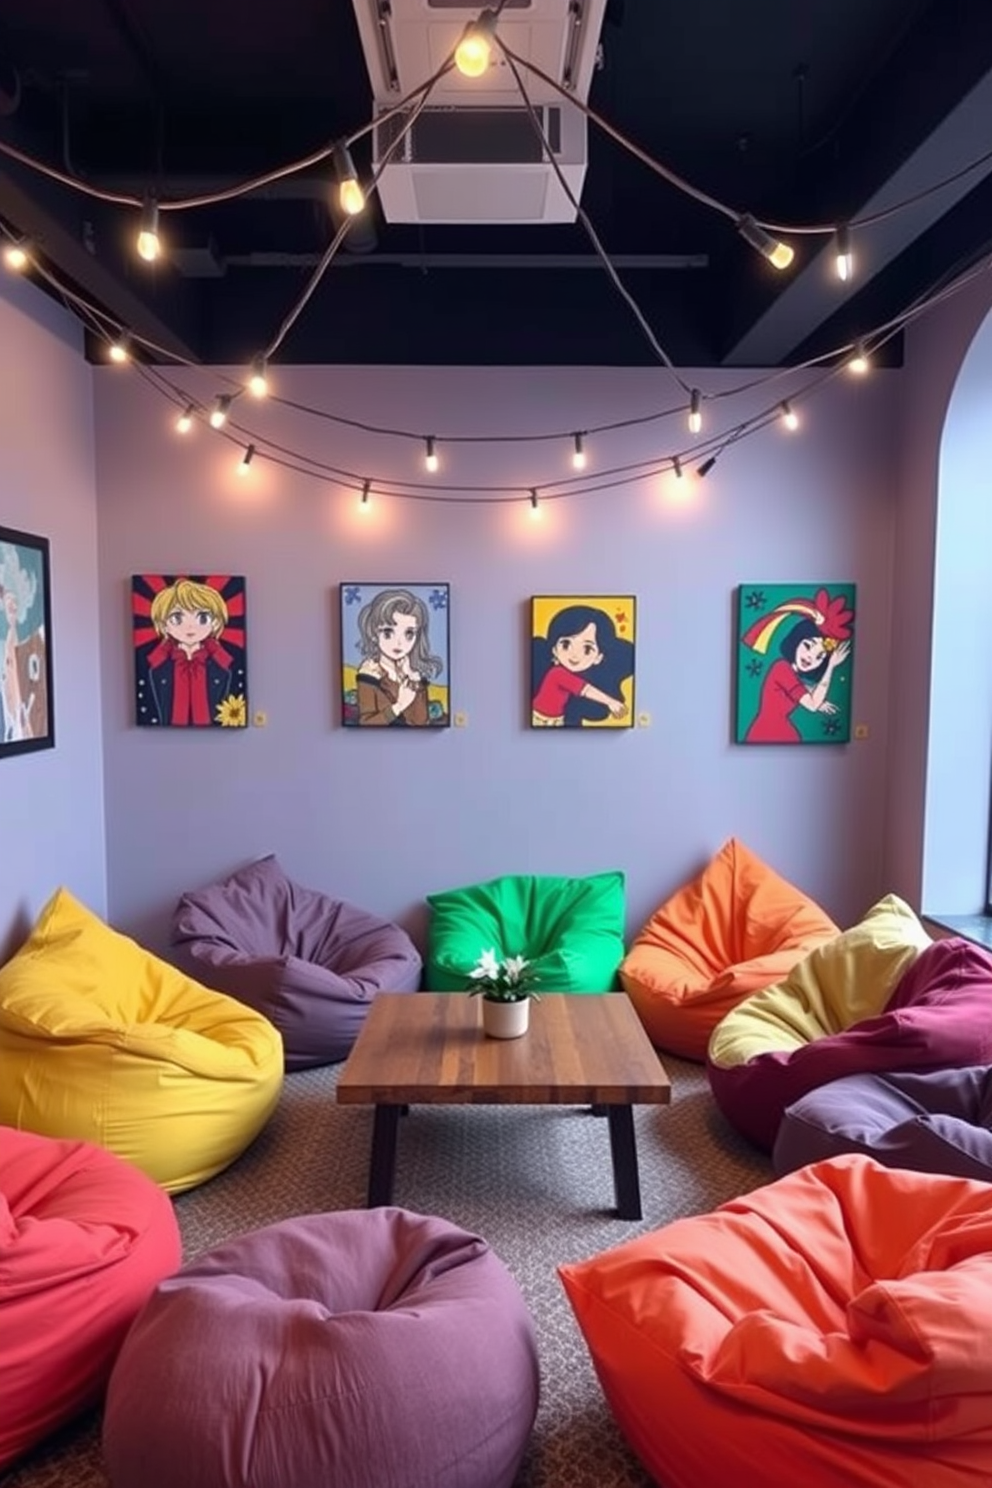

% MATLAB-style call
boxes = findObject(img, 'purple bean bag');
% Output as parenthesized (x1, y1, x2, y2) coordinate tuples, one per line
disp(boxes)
(102, 1208, 540, 1488)
(172, 855, 422, 1068)
(774, 1064, 992, 1181)
(709, 937, 992, 1150)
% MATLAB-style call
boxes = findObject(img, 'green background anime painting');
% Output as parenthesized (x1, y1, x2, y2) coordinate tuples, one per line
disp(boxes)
(735, 583, 856, 745)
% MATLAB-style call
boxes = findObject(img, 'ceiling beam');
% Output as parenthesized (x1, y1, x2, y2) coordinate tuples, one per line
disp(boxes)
(722, 65, 992, 367)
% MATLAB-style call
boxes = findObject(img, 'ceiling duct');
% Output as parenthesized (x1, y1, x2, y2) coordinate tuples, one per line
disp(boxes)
(351, 0, 607, 224)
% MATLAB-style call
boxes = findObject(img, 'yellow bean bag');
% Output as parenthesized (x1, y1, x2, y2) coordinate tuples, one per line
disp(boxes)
(0, 888, 283, 1193)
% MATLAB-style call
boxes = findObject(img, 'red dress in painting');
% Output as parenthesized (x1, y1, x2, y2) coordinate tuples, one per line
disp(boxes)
(745, 659, 808, 743)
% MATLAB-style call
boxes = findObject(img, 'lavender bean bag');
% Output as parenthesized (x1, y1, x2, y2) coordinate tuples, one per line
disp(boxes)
(775, 1064, 992, 1181)
(172, 855, 422, 1068)
(103, 1208, 540, 1488)
(708, 934, 992, 1151)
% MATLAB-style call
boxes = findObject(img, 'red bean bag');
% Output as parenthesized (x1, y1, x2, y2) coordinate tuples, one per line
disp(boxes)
(0, 1125, 181, 1471)
(560, 1155, 992, 1488)
(620, 839, 838, 1059)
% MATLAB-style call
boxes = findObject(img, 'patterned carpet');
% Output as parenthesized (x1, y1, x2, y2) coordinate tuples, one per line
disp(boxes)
(5, 1055, 773, 1488)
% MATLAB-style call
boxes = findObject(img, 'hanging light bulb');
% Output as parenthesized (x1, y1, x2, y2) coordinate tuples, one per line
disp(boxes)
(848, 341, 870, 376)
(454, 9, 497, 77)
(697, 455, 717, 478)
(333, 144, 365, 217)
(672, 454, 684, 479)
(2, 239, 30, 272)
(108, 332, 131, 364)
(209, 394, 233, 429)
(175, 403, 195, 435)
(780, 399, 799, 431)
(834, 224, 853, 282)
(247, 356, 269, 398)
(360, 479, 372, 509)
(529, 488, 541, 518)
(735, 213, 794, 271)
(572, 433, 586, 470)
(688, 388, 702, 435)
(424, 436, 439, 473)
(237, 444, 256, 476)
(136, 197, 161, 263)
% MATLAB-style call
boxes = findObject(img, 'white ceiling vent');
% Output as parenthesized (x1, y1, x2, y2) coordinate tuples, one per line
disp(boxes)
(351, 0, 607, 224)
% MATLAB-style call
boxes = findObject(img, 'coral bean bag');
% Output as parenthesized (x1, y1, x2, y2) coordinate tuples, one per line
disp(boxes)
(0, 887, 283, 1192)
(706, 893, 939, 1149)
(172, 854, 423, 1067)
(0, 1125, 181, 1471)
(103, 1208, 540, 1488)
(560, 1154, 992, 1488)
(620, 838, 838, 1059)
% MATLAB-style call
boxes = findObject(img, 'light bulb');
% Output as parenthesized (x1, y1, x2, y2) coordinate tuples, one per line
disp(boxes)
(209, 394, 232, 429)
(835, 225, 853, 282)
(360, 480, 372, 509)
(175, 404, 195, 435)
(425, 436, 439, 473)
(454, 11, 496, 77)
(2, 241, 29, 272)
(136, 199, 161, 263)
(108, 335, 131, 364)
(672, 455, 683, 479)
(688, 389, 702, 435)
(339, 177, 365, 216)
(848, 343, 869, 376)
(736, 213, 794, 271)
(529, 489, 541, 519)
(247, 356, 268, 398)
(780, 400, 799, 431)
(572, 433, 586, 470)
(238, 444, 255, 476)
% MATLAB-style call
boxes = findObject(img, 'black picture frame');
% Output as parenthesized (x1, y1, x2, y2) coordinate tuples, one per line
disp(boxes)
(0, 525, 54, 757)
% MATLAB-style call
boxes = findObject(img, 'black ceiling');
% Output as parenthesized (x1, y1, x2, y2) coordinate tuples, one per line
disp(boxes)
(1, 0, 991, 369)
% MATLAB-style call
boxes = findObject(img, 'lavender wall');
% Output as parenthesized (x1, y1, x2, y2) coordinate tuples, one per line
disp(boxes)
(95, 361, 898, 955)
(0, 275, 105, 955)
(885, 270, 992, 910)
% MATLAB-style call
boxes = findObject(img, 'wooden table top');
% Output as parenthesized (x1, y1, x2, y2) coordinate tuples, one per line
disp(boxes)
(336, 993, 671, 1106)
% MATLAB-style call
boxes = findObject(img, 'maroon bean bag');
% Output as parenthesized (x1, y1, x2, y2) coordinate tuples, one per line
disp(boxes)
(709, 937, 992, 1151)
(0, 1126, 181, 1471)
(172, 855, 422, 1068)
(103, 1208, 540, 1488)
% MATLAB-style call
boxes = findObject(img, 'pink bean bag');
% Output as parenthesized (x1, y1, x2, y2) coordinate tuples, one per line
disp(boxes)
(0, 1125, 181, 1471)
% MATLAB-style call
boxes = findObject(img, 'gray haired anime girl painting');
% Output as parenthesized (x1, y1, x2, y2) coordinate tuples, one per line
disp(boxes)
(341, 584, 450, 727)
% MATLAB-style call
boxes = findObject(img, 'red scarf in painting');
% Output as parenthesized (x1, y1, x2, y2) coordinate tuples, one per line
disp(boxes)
(147, 636, 232, 726)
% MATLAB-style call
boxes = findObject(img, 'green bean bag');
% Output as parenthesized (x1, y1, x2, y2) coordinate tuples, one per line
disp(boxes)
(426, 871, 625, 993)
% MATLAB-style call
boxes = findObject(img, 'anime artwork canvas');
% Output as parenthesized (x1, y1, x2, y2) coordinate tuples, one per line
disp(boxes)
(735, 583, 856, 744)
(132, 574, 248, 728)
(531, 595, 635, 728)
(340, 583, 450, 727)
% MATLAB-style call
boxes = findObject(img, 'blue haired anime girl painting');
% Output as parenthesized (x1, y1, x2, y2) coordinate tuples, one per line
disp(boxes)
(531, 597, 636, 728)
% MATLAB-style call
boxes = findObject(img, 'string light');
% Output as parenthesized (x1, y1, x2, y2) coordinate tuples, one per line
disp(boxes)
(333, 143, 365, 217)
(697, 455, 717, 478)
(848, 341, 870, 375)
(2, 239, 30, 271)
(834, 224, 853, 282)
(672, 454, 683, 479)
(572, 433, 587, 470)
(424, 436, 439, 472)
(529, 488, 541, 517)
(360, 478, 372, 508)
(247, 356, 269, 398)
(688, 389, 702, 435)
(780, 399, 799, 430)
(238, 443, 256, 475)
(209, 393, 233, 428)
(454, 10, 498, 78)
(175, 403, 195, 434)
(108, 333, 131, 364)
(136, 197, 161, 263)
(735, 213, 795, 271)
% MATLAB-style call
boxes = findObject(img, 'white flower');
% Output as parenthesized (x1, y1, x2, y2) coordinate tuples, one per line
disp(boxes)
(502, 955, 530, 984)
(470, 948, 501, 981)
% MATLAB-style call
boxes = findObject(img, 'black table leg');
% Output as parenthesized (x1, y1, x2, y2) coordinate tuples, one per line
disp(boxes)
(606, 1104, 642, 1220)
(368, 1103, 401, 1207)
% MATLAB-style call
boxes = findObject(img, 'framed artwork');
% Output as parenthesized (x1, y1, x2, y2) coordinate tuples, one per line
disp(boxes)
(531, 595, 635, 728)
(0, 525, 54, 757)
(735, 583, 856, 744)
(132, 574, 248, 728)
(340, 583, 450, 727)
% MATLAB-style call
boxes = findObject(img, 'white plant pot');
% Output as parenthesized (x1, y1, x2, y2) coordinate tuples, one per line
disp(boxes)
(481, 997, 530, 1039)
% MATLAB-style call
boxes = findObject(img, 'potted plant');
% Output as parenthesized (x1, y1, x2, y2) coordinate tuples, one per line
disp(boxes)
(467, 949, 540, 1039)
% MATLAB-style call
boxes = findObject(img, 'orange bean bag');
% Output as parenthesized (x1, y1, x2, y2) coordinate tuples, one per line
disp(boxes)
(620, 838, 838, 1059)
(560, 1155, 992, 1488)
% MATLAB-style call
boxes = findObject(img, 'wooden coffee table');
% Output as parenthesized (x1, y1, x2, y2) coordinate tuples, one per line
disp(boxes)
(336, 992, 671, 1219)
